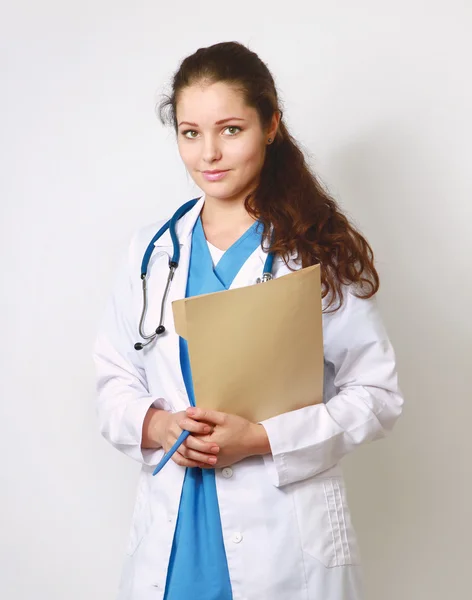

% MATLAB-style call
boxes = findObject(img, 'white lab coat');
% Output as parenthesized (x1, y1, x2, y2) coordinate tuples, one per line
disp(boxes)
(93, 197, 404, 600)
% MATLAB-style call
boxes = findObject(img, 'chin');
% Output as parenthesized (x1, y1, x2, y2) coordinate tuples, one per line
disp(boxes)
(198, 181, 238, 199)
(205, 188, 246, 202)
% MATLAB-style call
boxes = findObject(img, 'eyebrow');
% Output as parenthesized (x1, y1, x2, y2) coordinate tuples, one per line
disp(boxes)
(178, 117, 246, 127)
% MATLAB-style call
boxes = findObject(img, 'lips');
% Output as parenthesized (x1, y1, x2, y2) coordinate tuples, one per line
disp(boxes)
(201, 169, 230, 182)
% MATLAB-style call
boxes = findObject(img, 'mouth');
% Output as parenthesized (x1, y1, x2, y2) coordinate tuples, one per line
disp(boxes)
(201, 169, 230, 182)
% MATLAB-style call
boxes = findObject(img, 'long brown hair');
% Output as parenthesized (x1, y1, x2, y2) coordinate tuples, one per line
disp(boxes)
(158, 41, 379, 311)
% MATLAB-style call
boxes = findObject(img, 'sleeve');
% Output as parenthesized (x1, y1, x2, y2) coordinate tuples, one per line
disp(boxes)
(259, 287, 404, 487)
(92, 234, 164, 466)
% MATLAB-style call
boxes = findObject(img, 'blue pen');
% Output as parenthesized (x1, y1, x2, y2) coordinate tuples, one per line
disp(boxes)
(152, 429, 191, 475)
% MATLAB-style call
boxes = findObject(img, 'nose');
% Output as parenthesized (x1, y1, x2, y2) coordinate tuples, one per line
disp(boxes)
(202, 135, 222, 164)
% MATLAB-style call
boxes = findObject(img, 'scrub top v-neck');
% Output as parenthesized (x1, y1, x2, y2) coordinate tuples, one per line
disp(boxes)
(163, 216, 263, 600)
(207, 240, 225, 266)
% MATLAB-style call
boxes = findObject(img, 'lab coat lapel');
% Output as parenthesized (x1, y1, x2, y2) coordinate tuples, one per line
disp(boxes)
(142, 198, 292, 412)
(143, 197, 204, 412)
(228, 244, 289, 290)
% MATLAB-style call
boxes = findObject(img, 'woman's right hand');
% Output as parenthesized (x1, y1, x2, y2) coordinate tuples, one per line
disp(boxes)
(150, 409, 221, 468)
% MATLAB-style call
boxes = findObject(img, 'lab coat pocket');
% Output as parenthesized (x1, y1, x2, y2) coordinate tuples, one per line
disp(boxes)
(126, 473, 152, 557)
(293, 476, 360, 568)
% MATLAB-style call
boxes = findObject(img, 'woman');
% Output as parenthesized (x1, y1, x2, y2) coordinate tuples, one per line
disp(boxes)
(94, 41, 404, 600)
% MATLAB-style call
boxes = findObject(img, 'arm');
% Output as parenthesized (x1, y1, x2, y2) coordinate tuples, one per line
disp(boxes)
(93, 235, 219, 467)
(259, 287, 404, 487)
(93, 235, 165, 466)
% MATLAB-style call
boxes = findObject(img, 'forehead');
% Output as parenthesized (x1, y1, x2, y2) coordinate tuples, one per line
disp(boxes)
(176, 81, 257, 123)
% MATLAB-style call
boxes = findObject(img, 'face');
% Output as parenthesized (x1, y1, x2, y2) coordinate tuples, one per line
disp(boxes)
(175, 81, 270, 205)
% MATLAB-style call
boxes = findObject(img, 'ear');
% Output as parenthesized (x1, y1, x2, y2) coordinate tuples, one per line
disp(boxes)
(266, 109, 282, 143)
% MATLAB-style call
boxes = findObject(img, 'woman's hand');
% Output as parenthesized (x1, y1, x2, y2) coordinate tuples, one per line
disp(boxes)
(185, 407, 271, 468)
(149, 409, 221, 468)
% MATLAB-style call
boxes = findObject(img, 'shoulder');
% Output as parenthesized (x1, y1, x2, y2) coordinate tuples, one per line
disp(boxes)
(322, 284, 390, 353)
(125, 197, 203, 265)
(283, 257, 380, 327)
(125, 218, 169, 268)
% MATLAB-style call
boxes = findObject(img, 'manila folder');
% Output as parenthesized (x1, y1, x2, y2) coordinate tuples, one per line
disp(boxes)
(172, 264, 323, 423)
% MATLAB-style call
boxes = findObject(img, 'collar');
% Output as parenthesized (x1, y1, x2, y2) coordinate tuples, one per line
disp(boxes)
(152, 196, 297, 267)
(153, 195, 205, 248)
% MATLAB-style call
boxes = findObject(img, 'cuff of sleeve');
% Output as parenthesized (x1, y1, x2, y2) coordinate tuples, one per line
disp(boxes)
(122, 396, 169, 466)
(141, 447, 164, 466)
(259, 421, 290, 488)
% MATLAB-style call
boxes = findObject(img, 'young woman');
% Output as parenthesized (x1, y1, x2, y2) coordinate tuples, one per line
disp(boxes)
(94, 41, 404, 600)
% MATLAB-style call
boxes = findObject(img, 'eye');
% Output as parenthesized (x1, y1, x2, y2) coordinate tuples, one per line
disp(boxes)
(182, 130, 199, 139)
(223, 126, 242, 136)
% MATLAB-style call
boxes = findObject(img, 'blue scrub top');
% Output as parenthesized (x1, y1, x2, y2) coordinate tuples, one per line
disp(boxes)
(163, 216, 263, 600)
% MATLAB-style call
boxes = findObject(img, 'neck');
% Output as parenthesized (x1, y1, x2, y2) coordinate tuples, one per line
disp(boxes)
(200, 193, 256, 229)
(199, 193, 258, 251)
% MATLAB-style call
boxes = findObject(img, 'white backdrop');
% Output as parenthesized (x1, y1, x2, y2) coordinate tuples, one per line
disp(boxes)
(1, 1, 471, 599)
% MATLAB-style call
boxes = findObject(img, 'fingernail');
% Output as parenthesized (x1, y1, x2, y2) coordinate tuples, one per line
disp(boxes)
(208, 457, 217, 464)
(203, 425, 212, 433)
(211, 446, 219, 453)
(187, 407, 196, 415)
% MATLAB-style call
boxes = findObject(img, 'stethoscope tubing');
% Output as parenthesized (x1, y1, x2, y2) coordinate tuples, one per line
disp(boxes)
(134, 198, 275, 474)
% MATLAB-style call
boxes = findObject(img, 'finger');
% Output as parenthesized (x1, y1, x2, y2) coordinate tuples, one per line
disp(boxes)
(184, 436, 220, 455)
(172, 451, 217, 468)
(186, 407, 226, 426)
(175, 416, 213, 435)
(179, 441, 217, 460)
(163, 436, 180, 454)
(165, 430, 191, 453)
(171, 452, 201, 468)
(179, 446, 218, 466)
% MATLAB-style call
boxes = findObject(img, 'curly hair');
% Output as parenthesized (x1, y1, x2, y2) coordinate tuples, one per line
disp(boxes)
(158, 41, 379, 311)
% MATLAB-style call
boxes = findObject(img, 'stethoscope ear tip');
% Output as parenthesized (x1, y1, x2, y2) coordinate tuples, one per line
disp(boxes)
(134, 326, 165, 351)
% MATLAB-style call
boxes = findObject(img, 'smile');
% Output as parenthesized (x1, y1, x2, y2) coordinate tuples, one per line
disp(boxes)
(201, 170, 229, 182)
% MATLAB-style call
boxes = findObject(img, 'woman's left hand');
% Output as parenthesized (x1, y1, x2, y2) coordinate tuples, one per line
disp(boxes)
(185, 407, 271, 468)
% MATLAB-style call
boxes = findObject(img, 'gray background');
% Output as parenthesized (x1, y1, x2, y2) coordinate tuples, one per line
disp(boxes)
(1, 1, 471, 598)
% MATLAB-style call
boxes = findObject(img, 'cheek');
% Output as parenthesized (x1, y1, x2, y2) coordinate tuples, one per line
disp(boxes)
(239, 145, 266, 174)
(177, 141, 197, 168)
(232, 139, 265, 168)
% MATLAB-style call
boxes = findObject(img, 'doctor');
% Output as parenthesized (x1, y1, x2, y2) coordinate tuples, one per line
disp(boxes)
(94, 41, 404, 600)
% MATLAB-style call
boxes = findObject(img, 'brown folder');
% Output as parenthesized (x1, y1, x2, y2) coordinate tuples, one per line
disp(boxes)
(172, 264, 324, 422)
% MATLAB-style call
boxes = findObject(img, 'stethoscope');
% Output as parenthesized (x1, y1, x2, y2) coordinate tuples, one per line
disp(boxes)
(133, 197, 276, 475)
(134, 197, 275, 351)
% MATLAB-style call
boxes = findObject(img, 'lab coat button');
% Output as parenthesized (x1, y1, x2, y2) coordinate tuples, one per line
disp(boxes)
(222, 467, 233, 478)
(232, 532, 243, 544)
